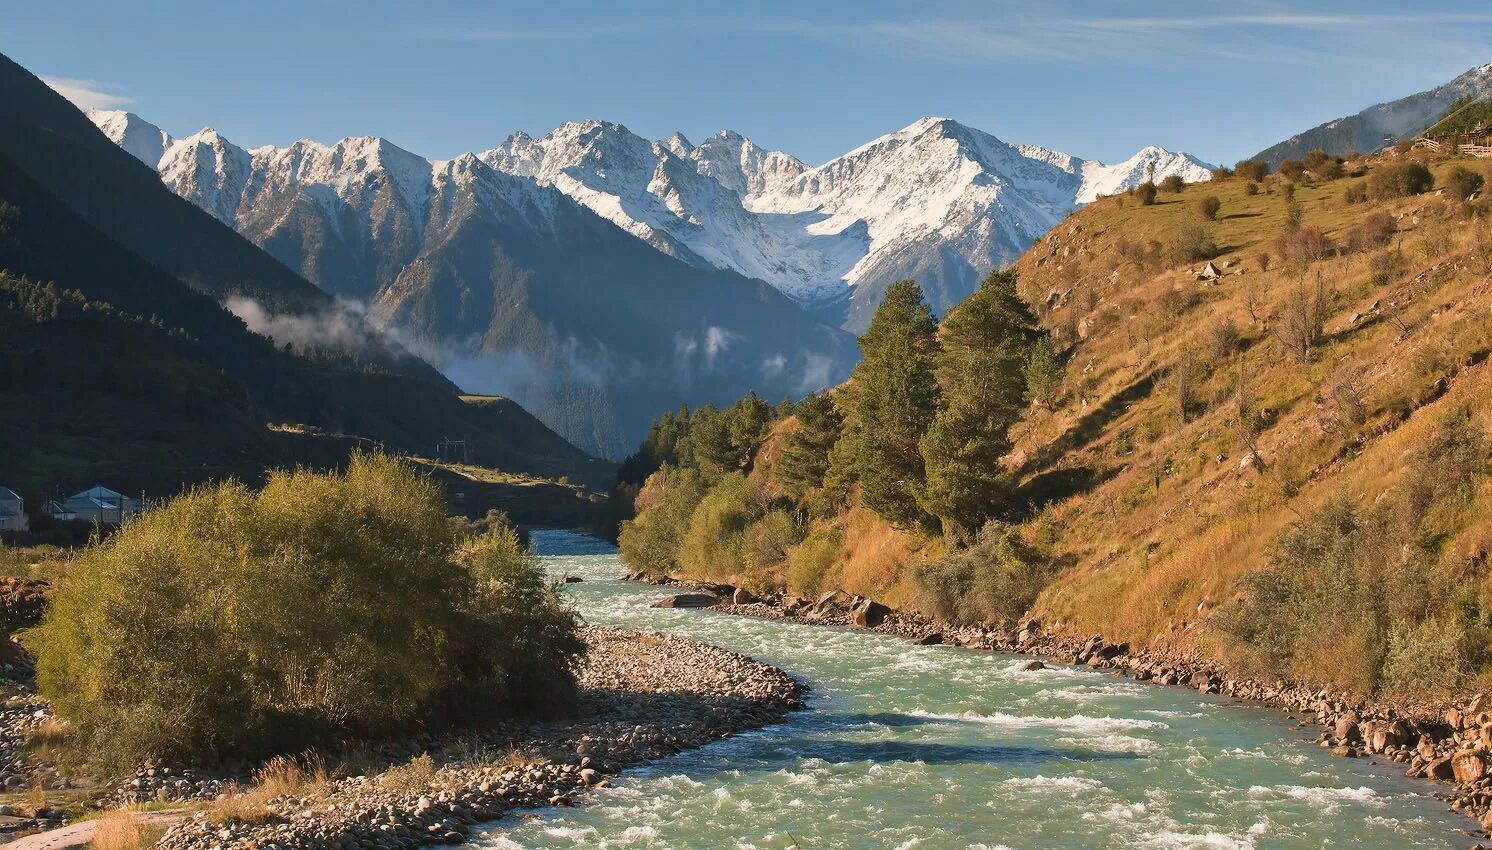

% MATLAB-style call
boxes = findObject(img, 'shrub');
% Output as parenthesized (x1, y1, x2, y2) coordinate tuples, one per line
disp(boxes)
(1272, 277, 1328, 361)
(677, 473, 755, 581)
(1236, 160, 1269, 181)
(1380, 618, 1469, 701)
(1343, 182, 1368, 204)
(1209, 317, 1241, 358)
(911, 523, 1054, 627)
(1195, 195, 1222, 221)
(785, 527, 844, 596)
(1348, 212, 1396, 251)
(1275, 225, 1332, 269)
(742, 510, 803, 579)
(1161, 174, 1186, 194)
(26, 453, 582, 768)
(1210, 166, 1234, 180)
(1444, 165, 1485, 202)
(1368, 161, 1434, 200)
(1170, 219, 1217, 263)
(1282, 182, 1298, 203)
(1135, 181, 1158, 205)
(1278, 160, 1306, 181)
(1368, 249, 1409, 286)
(619, 465, 706, 576)
(1244, 181, 1259, 196)
(1306, 148, 1344, 180)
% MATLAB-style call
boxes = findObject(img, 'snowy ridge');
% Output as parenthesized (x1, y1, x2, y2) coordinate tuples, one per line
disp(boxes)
(89, 109, 1212, 325)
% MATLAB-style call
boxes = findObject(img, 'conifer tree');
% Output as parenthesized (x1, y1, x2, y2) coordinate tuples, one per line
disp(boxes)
(728, 390, 772, 470)
(918, 269, 1040, 540)
(852, 280, 940, 528)
(774, 390, 844, 500)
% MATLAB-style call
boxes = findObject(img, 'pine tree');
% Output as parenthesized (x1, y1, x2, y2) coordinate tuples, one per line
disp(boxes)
(688, 404, 736, 475)
(774, 390, 844, 500)
(728, 390, 772, 470)
(918, 269, 1040, 540)
(852, 280, 940, 529)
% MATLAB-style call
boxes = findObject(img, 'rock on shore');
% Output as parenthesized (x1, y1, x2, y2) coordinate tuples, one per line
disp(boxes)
(153, 626, 804, 850)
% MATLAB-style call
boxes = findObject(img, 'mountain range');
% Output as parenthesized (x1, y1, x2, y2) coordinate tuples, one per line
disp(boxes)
(1253, 62, 1492, 166)
(88, 109, 1209, 454)
(95, 111, 1211, 330)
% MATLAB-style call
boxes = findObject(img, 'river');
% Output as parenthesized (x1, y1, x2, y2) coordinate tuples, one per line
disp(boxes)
(477, 529, 1471, 849)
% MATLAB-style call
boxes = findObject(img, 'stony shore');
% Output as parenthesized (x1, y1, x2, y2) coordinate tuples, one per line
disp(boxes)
(637, 576, 1492, 840)
(2, 625, 804, 850)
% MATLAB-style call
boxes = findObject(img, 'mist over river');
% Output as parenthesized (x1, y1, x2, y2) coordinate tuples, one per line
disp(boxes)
(472, 530, 1470, 849)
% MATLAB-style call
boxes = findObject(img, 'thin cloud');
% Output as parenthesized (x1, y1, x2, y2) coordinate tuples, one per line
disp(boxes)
(41, 75, 134, 111)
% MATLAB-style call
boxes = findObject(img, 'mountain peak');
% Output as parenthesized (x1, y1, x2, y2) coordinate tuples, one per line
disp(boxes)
(88, 109, 173, 167)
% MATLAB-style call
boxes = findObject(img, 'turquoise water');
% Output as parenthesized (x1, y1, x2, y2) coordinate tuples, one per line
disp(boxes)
(479, 530, 1471, 849)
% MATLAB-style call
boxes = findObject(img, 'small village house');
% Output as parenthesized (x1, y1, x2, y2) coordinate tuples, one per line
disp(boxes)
(0, 487, 27, 533)
(50, 486, 142, 526)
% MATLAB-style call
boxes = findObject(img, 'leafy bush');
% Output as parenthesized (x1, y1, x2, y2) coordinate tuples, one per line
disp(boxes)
(1444, 165, 1485, 202)
(1195, 195, 1222, 221)
(1210, 166, 1234, 180)
(1170, 219, 1218, 263)
(1244, 181, 1259, 196)
(1161, 175, 1186, 194)
(1135, 181, 1158, 205)
(1347, 212, 1396, 251)
(1215, 417, 1490, 698)
(742, 510, 803, 578)
(618, 464, 706, 576)
(26, 453, 582, 767)
(1235, 160, 1269, 182)
(911, 523, 1054, 627)
(1275, 225, 1333, 269)
(1368, 249, 1409, 286)
(678, 473, 755, 581)
(1343, 182, 1368, 204)
(1368, 161, 1434, 200)
(785, 527, 844, 596)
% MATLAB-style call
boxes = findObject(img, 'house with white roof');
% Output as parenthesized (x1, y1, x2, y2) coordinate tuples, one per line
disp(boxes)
(0, 487, 26, 533)
(51, 486, 142, 526)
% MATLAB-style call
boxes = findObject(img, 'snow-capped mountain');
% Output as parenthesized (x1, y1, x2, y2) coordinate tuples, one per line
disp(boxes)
(86, 110, 858, 459)
(93, 110, 1209, 331)
(477, 116, 1210, 327)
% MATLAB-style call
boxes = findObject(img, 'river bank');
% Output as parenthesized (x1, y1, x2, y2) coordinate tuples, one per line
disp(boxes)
(636, 576, 1492, 839)
(2, 625, 803, 850)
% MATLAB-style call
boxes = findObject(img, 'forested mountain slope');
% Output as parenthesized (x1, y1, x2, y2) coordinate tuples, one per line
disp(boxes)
(617, 147, 1492, 703)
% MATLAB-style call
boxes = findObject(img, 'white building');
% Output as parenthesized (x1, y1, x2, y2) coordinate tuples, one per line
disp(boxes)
(0, 487, 27, 533)
(55, 486, 142, 526)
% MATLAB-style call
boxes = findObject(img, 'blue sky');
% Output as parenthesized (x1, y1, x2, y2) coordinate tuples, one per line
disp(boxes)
(7, 1, 1492, 166)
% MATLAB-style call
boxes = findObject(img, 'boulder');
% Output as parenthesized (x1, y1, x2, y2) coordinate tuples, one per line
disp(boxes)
(916, 632, 944, 646)
(650, 592, 719, 609)
(1334, 713, 1362, 746)
(731, 587, 759, 606)
(562, 576, 584, 584)
(1452, 750, 1487, 784)
(1427, 755, 1457, 781)
(1020, 660, 1045, 671)
(1370, 720, 1410, 753)
(815, 589, 852, 613)
(850, 599, 892, 629)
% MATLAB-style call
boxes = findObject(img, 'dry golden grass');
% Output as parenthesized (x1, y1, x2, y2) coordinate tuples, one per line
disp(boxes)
(1006, 151, 1492, 650)
(89, 808, 166, 850)
(206, 753, 330, 825)
(376, 753, 437, 796)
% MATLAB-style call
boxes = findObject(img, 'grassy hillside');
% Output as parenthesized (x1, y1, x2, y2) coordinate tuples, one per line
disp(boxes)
(617, 146, 1492, 702)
